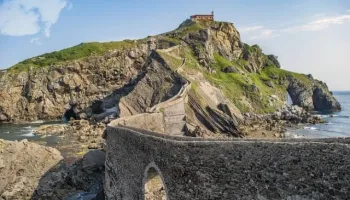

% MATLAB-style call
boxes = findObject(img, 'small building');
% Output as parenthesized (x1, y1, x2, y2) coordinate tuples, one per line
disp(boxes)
(190, 11, 214, 22)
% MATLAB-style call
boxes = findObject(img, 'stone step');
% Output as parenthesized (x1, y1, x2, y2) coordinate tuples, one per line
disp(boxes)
(165, 121, 186, 136)
(164, 114, 186, 123)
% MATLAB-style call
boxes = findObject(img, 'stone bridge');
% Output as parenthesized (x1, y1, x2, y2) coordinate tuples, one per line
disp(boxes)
(104, 126, 350, 200)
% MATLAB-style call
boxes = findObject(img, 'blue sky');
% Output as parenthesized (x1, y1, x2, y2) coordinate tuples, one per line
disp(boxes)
(0, 0, 350, 90)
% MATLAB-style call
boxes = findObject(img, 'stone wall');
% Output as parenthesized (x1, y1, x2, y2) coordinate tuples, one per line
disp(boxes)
(108, 113, 165, 133)
(104, 126, 350, 200)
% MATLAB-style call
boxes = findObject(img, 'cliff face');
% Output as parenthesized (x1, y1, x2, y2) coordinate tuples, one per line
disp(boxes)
(0, 42, 149, 122)
(0, 20, 341, 124)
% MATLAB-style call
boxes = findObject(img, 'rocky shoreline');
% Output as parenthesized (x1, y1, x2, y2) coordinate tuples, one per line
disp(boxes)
(0, 106, 329, 200)
(0, 19, 343, 199)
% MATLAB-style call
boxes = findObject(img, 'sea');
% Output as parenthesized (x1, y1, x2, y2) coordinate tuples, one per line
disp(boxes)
(289, 91, 350, 138)
(0, 120, 65, 146)
(0, 92, 349, 144)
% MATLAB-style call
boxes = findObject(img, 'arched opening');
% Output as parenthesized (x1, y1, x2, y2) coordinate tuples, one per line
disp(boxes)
(144, 163, 167, 200)
(286, 91, 293, 105)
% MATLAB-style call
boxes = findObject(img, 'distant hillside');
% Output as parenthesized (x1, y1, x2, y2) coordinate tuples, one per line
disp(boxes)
(0, 20, 340, 124)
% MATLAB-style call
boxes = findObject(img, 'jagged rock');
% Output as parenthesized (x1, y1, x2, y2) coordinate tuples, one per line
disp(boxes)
(35, 124, 67, 135)
(287, 77, 314, 110)
(266, 55, 281, 68)
(242, 44, 265, 72)
(35, 120, 106, 140)
(205, 107, 241, 137)
(287, 76, 341, 112)
(118, 51, 183, 115)
(32, 150, 105, 200)
(0, 139, 63, 200)
(264, 80, 274, 88)
(0, 44, 148, 122)
(221, 66, 239, 73)
(182, 21, 243, 68)
(313, 85, 341, 111)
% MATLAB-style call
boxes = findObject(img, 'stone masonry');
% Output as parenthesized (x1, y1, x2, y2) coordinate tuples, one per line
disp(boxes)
(104, 126, 350, 200)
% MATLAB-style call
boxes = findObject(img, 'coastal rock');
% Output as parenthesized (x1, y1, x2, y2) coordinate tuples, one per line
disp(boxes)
(0, 113, 8, 121)
(35, 124, 67, 135)
(32, 150, 105, 200)
(35, 120, 105, 138)
(287, 76, 341, 112)
(0, 43, 148, 122)
(313, 84, 341, 111)
(0, 139, 63, 200)
(0, 20, 341, 138)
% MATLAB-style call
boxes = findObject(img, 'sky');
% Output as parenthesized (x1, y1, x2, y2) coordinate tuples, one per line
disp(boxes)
(0, 0, 349, 90)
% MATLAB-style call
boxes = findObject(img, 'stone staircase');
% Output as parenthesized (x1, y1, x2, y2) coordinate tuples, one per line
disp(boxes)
(163, 97, 187, 136)
(109, 49, 190, 136)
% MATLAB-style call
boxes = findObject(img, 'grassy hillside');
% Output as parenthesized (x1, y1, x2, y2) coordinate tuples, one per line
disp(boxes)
(7, 40, 139, 74)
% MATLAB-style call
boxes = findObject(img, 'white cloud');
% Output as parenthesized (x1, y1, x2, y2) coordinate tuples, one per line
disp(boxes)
(245, 13, 350, 40)
(239, 26, 264, 33)
(249, 29, 279, 40)
(282, 14, 350, 33)
(347, 10, 350, 12)
(30, 37, 42, 45)
(0, 0, 68, 37)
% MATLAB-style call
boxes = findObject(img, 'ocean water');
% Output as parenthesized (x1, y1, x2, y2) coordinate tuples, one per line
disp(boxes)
(0, 92, 349, 143)
(290, 91, 350, 138)
(0, 120, 65, 146)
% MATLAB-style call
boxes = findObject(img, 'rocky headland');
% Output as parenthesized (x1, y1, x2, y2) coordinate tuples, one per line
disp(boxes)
(0, 19, 342, 199)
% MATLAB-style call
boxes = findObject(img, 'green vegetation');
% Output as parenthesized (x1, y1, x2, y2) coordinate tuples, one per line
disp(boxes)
(7, 40, 138, 74)
(157, 51, 182, 70)
(204, 54, 288, 113)
(262, 66, 312, 86)
(173, 20, 204, 38)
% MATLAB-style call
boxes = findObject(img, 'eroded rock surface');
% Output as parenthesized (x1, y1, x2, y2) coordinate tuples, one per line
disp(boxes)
(287, 77, 341, 112)
(0, 139, 63, 200)
(31, 150, 105, 200)
(0, 43, 148, 122)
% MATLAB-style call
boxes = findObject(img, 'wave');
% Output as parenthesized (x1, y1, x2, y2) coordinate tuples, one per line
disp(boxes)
(283, 131, 304, 138)
(30, 120, 44, 124)
(20, 126, 37, 137)
(304, 126, 318, 130)
(21, 132, 36, 137)
(318, 114, 350, 119)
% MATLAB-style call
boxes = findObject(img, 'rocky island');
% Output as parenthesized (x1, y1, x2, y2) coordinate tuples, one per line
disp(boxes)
(0, 17, 345, 199)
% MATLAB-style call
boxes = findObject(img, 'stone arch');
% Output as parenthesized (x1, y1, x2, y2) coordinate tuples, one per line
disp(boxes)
(143, 162, 168, 200)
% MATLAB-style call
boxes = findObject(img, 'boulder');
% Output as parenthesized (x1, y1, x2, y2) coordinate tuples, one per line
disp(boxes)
(32, 150, 105, 200)
(287, 76, 341, 112)
(313, 86, 341, 112)
(35, 124, 67, 136)
(221, 66, 239, 73)
(82, 150, 106, 171)
(0, 113, 8, 121)
(0, 139, 63, 200)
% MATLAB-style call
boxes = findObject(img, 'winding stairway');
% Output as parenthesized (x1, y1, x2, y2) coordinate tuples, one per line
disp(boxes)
(110, 49, 191, 136)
